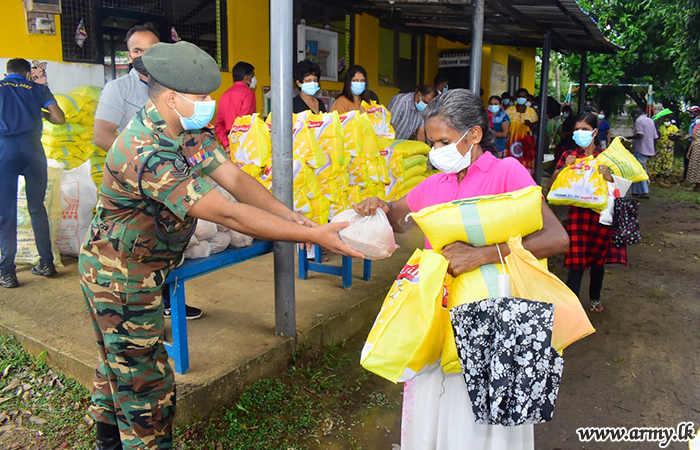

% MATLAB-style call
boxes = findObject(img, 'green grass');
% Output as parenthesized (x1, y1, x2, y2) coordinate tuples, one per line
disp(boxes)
(0, 334, 93, 450)
(173, 339, 393, 450)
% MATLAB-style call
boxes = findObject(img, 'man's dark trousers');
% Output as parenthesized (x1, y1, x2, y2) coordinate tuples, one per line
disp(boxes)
(0, 132, 52, 274)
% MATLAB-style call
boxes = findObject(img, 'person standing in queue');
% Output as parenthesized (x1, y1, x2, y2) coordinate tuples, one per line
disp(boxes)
(94, 23, 160, 152)
(547, 113, 622, 313)
(214, 61, 257, 151)
(487, 95, 511, 157)
(331, 65, 370, 114)
(0, 58, 65, 289)
(505, 88, 539, 173)
(292, 59, 326, 114)
(625, 108, 658, 199)
(80, 41, 364, 450)
(434, 73, 449, 95)
(387, 84, 438, 142)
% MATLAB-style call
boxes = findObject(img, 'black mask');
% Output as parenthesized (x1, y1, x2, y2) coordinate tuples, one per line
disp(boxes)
(132, 56, 148, 76)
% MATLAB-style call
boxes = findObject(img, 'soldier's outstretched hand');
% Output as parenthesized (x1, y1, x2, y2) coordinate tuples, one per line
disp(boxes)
(310, 222, 366, 259)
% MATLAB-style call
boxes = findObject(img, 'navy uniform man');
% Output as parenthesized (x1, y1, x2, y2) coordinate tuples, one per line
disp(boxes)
(79, 41, 363, 450)
(0, 58, 65, 288)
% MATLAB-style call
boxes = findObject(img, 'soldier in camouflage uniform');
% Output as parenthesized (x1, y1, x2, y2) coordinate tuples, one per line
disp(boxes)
(79, 41, 363, 450)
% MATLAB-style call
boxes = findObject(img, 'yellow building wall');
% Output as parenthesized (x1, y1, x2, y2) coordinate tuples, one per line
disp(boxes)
(488, 45, 537, 95)
(211, 0, 271, 113)
(352, 13, 399, 105)
(0, 2, 63, 61)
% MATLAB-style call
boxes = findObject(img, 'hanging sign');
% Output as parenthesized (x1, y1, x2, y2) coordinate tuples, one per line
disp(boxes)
(439, 52, 470, 68)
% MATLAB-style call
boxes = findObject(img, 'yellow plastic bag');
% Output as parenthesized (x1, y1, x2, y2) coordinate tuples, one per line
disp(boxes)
(41, 134, 84, 148)
(505, 235, 595, 353)
(411, 186, 544, 252)
(12, 159, 63, 267)
(292, 112, 324, 169)
(547, 156, 608, 212)
(360, 249, 449, 383)
(307, 112, 347, 202)
(361, 100, 395, 138)
(229, 113, 272, 168)
(596, 137, 649, 183)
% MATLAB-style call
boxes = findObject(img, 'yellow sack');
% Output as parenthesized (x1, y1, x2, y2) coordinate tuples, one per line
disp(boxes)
(361, 100, 395, 138)
(42, 121, 89, 137)
(41, 135, 84, 148)
(13, 159, 63, 267)
(54, 94, 82, 121)
(547, 156, 608, 212)
(596, 137, 649, 183)
(505, 235, 595, 353)
(411, 186, 543, 252)
(360, 249, 449, 383)
(70, 85, 102, 105)
(229, 114, 272, 168)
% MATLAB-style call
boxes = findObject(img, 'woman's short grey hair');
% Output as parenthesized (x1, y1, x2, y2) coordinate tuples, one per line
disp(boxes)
(423, 89, 497, 155)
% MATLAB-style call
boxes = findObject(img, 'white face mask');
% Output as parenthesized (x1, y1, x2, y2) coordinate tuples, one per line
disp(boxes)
(249, 76, 257, 89)
(429, 129, 474, 174)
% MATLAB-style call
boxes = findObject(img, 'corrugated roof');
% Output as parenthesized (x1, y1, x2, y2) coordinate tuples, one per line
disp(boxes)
(338, 0, 617, 53)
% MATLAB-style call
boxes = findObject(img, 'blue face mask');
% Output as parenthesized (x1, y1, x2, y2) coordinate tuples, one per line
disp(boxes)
(516, 97, 527, 105)
(301, 81, 319, 96)
(573, 129, 595, 148)
(502, 99, 511, 106)
(174, 92, 216, 130)
(598, 114, 605, 120)
(562, 112, 569, 119)
(415, 96, 428, 111)
(442, 85, 449, 93)
(351, 81, 366, 96)
(488, 105, 501, 114)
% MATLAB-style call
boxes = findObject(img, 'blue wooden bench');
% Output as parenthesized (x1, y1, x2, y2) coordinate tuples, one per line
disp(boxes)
(298, 245, 372, 289)
(164, 240, 273, 374)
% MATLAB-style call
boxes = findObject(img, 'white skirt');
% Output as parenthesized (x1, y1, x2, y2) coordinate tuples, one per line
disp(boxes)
(401, 364, 535, 450)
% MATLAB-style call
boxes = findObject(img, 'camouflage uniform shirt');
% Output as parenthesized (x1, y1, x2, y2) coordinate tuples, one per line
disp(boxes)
(79, 101, 227, 293)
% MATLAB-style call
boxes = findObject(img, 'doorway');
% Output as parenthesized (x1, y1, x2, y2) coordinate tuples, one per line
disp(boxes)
(507, 56, 522, 94)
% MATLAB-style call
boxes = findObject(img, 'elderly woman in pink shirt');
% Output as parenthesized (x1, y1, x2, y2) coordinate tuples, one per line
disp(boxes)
(354, 89, 569, 450)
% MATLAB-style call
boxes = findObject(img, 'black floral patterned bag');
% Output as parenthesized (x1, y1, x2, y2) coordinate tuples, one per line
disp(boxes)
(449, 296, 564, 426)
(612, 198, 641, 247)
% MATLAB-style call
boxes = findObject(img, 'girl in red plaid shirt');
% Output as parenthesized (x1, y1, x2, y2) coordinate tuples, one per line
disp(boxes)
(547, 113, 626, 313)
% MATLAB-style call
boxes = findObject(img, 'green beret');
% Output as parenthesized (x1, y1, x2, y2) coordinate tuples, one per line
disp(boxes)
(142, 41, 222, 94)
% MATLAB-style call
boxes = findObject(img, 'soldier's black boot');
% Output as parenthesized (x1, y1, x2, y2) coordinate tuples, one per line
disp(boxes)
(95, 422, 122, 450)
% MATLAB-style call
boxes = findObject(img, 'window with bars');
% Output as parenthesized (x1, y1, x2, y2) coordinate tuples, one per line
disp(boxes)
(61, 0, 99, 63)
(171, 0, 228, 70)
(61, 0, 228, 70)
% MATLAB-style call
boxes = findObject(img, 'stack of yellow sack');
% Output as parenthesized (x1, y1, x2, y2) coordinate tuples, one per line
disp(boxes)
(42, 86, 103, 186)
(229, 113, 272, 178)
(377, 137, 431, 201)
(362, 100, 395, 139)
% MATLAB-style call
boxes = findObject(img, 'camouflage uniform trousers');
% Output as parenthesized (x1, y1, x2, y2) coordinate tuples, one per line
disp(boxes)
(80, 277, 176, 450)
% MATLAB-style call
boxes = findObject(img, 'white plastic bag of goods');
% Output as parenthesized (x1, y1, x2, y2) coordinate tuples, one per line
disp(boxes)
(331, 208, 398, 260)
(14, 159, 64, 267)
(184, 240, 211, 259)
(207, 231, 231, 254)
(56, 161, 98, 256)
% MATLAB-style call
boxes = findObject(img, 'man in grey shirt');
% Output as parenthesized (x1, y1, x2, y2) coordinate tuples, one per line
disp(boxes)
(626, 108, 658, 198)
(387, 85, 437, 142)
(93, 23, 160, 151)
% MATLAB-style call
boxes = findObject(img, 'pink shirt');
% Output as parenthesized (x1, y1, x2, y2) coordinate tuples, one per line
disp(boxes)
(407, 152, 536, 248)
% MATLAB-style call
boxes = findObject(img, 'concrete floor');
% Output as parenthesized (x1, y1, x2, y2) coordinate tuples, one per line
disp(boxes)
(0, 229, 424, 425)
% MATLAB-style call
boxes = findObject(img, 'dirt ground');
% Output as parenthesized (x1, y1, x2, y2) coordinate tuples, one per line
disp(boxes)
(305, 188, 700, 450)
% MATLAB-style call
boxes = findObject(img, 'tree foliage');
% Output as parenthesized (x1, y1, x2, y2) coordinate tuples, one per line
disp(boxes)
(561, 0, 700, 114)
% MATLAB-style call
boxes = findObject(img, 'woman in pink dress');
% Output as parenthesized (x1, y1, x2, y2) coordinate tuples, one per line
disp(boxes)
(354, 89, 570, 450)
